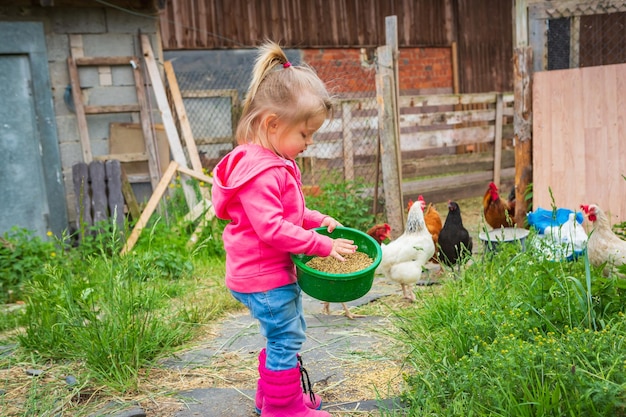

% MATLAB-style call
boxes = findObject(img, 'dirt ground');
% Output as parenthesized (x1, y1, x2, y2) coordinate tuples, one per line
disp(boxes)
(1, 196, 487, 417)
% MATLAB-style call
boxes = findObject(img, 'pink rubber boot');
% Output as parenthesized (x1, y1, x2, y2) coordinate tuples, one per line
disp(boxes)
(255, 349, 322, 414)
(259, 361, 330, 417)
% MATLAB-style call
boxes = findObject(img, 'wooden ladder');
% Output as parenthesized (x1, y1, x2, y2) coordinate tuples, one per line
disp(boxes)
(67, 55, 162, 192)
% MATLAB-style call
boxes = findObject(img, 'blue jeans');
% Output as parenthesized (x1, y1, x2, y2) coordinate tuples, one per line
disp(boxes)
(230, 283, 306, 371)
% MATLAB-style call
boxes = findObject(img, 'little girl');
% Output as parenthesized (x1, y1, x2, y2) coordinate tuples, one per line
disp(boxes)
(211, 41, 356, 416)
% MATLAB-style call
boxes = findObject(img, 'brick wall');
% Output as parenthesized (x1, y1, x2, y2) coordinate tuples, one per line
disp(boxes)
(303, 47, 453, 95)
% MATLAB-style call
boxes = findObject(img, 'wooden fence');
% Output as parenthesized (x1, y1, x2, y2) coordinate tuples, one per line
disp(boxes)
(188, 90, 514, 206)
(298, 91, 515, 205)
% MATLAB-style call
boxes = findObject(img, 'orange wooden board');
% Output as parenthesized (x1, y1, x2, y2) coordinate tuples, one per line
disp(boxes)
(532, 63, 626, 225)
(109, 122, 170, 179)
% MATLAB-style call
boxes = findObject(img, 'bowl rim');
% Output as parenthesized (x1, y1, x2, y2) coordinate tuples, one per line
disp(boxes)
(291, 226, 383, 278)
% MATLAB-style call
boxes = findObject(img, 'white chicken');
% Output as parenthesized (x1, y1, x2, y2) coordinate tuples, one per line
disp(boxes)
(580, 204, 626, 278)
(376, 198, 435, 301)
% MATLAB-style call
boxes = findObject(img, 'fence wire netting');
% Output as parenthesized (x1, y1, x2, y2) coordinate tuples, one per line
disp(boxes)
(167, 51, 384, 212)
(547, 10, 626, 70)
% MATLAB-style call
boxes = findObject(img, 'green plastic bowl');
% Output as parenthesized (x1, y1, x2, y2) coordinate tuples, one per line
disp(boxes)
(291, 227, 383, 303)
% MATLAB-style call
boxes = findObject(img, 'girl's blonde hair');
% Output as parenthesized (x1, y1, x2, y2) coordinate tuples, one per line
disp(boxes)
(235, 41, 333, 147)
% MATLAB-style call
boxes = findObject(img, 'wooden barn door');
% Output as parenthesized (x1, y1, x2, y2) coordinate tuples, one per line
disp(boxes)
(0, 22, 67, 238)
(532, 62, 626, 224)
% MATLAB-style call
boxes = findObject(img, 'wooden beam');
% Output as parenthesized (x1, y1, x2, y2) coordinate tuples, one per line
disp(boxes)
(121, 160, 179, 255)
(140, 34, 197, 209)
(120, 168, 141, 220)
(376, 45, 404, 238)
(133, 56, 162, 192)
(513, 47, 533, 227)
(493, 93, 504, 187)
(164, 60, 203, 172)
(67, 56, 93, 163)
(177, 165, 213, 185)
(84, 104, 141, 114)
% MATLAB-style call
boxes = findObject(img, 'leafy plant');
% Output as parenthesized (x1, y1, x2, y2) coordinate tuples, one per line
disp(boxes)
(304, 179, 385, 231)
(0, 228, 63, 303)
(392, 236, 626, 416)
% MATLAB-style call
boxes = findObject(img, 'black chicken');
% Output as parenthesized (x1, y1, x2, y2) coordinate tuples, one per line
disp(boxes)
(438, 201, 473, 268)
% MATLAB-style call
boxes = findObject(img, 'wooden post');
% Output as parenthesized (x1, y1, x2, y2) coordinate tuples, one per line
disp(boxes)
(385, 16, 404, 211)
(341, 100, 355, 182)
(376, 45, 404, 238)
(493, 93, 504, 187)
(513, 47, 533, 227)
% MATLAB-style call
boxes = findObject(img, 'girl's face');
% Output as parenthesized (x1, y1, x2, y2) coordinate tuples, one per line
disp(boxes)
(269, 112, 326, 160)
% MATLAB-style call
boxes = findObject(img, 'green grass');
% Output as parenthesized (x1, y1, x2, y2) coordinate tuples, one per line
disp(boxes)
(389, 237, 626, 417)
(2, 182, 626, 416)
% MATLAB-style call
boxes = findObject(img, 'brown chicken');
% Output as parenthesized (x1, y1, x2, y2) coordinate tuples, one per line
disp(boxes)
(580, 204, 626, 278)
(483, 182, 515, 229)
(408, 196, 443, 263)
(321, 223, 391, 319)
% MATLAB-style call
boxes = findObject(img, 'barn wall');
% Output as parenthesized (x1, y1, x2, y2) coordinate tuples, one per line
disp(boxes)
(0, 5, 161, 226)
(159, 0, 514, 94)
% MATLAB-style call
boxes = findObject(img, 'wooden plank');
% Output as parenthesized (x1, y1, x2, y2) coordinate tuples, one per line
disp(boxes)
(121, 161, 179, 255)
(120, 167, 141, 220)
(177, 165, 214, 185)
(164, 60, 203, 172)
(94, 152, 149, 163)
(400, 108, 498, 126)
(67, 57, 93, 163)
(140, 34, 197, 209)
(89, 160, 107, 225)
(403, 167, 516, 195)
(109, 123, 170, 181)
(533, 62, 626, 224)
(84, 104, 141, 114)
(72, 162, 92, 237)
(400, 125, 496, 150)
(74, 56, 136, 66)
(399, 92, 499, 108)
(140, 36, 187, 168)
(105, 159, 125, 231)
(133, 57, 162, 191)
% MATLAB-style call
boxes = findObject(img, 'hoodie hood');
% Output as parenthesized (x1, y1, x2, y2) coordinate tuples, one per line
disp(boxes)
(212, 144, 295, 219)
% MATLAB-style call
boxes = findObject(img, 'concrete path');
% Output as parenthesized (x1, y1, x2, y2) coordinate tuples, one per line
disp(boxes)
(160, 266, 441, 417)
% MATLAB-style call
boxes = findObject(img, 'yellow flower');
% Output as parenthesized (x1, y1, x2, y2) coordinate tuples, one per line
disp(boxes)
(47, 231, 53, 237)
(50, 252, 56, 258)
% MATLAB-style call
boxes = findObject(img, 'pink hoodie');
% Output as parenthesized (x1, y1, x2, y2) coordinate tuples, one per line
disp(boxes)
(211, 144, 333, 293)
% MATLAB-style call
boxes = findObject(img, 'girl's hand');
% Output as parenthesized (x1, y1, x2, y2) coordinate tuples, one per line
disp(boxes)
(321, 216, 342, 232)
(329, 238, 357, 261)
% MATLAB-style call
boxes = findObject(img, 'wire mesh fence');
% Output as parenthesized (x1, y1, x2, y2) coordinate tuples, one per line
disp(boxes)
(546, 9, 626, 71)
(167, 50, 384, 211)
